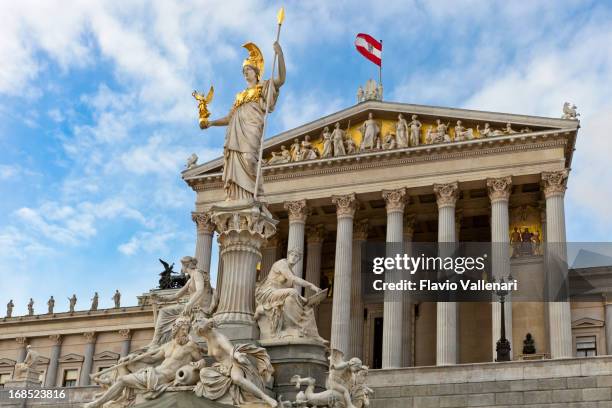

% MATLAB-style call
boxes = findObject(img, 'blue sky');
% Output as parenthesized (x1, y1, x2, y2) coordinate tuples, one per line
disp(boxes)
(1, 1, 612, 314)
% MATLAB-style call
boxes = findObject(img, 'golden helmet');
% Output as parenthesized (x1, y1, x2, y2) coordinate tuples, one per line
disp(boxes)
(242, 42, 264, 78)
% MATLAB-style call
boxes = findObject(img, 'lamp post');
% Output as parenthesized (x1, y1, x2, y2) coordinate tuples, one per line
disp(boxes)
(495, 275, 513, 362)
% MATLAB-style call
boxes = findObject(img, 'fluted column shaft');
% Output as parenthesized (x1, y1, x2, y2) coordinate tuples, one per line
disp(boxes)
(403, 216, 416, 367)
(285, 200, 308, 280)
(260, 237, 279, 282)
(382, 188, 406, 368)
(349, 220, 368, 359)
(543, 170, 573, 358)
(45, 335, 62, 387)
(305, 225, 326, 297)
(192, 211, 215, 273)
(434, 182, 459, 365)
(119, 329, 132, 357)
(331, 194, 358, 355)
(15, 337, 27, 363)
(488, 177, 513, 360)
(79, 332, 96, 386)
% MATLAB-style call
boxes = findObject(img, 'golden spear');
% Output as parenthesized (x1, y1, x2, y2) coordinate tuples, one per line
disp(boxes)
(254, 7, 285, 201)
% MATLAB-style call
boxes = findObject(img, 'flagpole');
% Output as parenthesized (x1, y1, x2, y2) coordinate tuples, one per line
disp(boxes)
(254, 8, 285, 201)
(379, 39, 383, 99)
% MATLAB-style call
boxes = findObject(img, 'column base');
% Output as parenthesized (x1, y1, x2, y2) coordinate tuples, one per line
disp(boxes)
(259, 338, 329, 401)
(215, 320, 260, 343)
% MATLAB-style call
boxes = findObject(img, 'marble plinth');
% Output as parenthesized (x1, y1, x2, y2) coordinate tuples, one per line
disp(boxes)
(4, 367, 42, 389)
(259, 338, 329, 401)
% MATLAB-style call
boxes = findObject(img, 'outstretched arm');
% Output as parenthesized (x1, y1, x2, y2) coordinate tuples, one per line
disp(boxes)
(203, 115, 230, 129)
(273, 41, 286, 88)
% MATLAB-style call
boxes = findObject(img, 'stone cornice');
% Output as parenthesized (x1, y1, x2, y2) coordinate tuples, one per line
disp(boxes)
(542, 169, 569, 198)
(189, 132, 571, 192)
(487, 176, 513, 203)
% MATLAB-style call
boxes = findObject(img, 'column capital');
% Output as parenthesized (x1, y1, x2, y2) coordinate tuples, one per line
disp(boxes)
(433, 182, 459, 208)
(83, 331, 97, 344)
(354, 219, 369, 241)
(284, 199, 309, 223)
(306, 224, 326, 244)
(404, 214, 416, 240)
(192, 210, 215, 234)
(486, 176, 512, 203)
(332, 193, 359, 219)
(118, 329, 132, 339)
(542, 169, 569, 199)
(382, 188, 407, 213)
(15, 337, 27, 345)
(49, 334, 63, 345)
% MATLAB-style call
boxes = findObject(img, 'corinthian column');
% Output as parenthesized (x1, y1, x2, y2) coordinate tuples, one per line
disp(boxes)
(192, 210, 215, 273)
(284, 199, 309, 279)
(211, 202, 277, 340)
(434, 182, 459, 365)
(260, 236, 280, 282)
(331, 194, 359, 355)
(487, 176, 513, 360)
(119, 329, 132, 357)
(403, 215, 416, 367)
(79, 332, 96, 386)
(542, 169, 573, 358)
(305, 225, 326, 297)
(382, 188, 407, 368)
(44, 335, 62, 387)
(15, 337, 27, 362)
(349, 219, 368, 359)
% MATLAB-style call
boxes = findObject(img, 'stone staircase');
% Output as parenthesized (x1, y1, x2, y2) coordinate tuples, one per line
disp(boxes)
(368, 356, 612, 408)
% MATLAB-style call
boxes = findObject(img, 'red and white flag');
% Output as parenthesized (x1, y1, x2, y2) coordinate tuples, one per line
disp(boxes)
(355, 33, 382, 66)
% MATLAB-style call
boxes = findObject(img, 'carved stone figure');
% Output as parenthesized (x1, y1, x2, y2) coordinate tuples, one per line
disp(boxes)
(408, 114, 421, 146)
(381, 132, 396, 150)
(186, 153, 198, 169)
(477, 122, 492, 138)
(13, 345, 41, 380)
(84, 318, 202, 408)
(113, 290, 121, 308)
(395, 114, 409, 148)
(6, 299, 14, 318)
(255, 249, 327, 343)
(454, 120, 473, 141)
(47, 296, 55, 314)
(357, 86, 364, 103)
(300, 135, 318, 160)
(359, 113, 380, 151)
(504, 122, 517, 134)
(68, 294, 77, 313)
(321, 127, 333, 158)
(201, 41, 286, 201)
(332, 122, 346, 157)
(345, 136, 357, 154)
(290, 138, 301, 162)
(510, 227, 521, 258)
(279, 145, 291, 163)
(91, 292, 99, 311)
(193, 318, 277, 407)
(532, 231, 542, 255)
(523, 333, 536, 354)
(562, 102, 580, 120)
(148, 257, 213, 349)
(267, 151, 282, 164)
(27, 298, 34, 316)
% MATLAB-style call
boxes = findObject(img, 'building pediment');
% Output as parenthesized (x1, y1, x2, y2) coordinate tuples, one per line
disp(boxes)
(94, 351, 120, 361)
(58, 353, 84, 363)
(183, 99, 579, 184)
(0, 358, 16, 368)
(572, 317, 604, 328)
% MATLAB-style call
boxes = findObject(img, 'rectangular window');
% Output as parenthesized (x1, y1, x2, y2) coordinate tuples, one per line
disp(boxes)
(0, 372, 11, 388)
(576, 335, 597, 357)
(62, 369, 78, 387)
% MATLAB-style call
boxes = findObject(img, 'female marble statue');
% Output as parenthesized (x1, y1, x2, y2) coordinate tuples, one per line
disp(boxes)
(290, 138, 300, 161)
(359, 113, 379, 151)
(331, 122, 346, 156)
(202, 42, 286, 201)
(300, 135, 318, 160)
(395, 114, 409, 148)
(477, 122, 492, 137)
(254, 249, 327, 343)
(321, 127, 333, 158)
(454, 120, 473, 141)
(408, 114, 422, 146)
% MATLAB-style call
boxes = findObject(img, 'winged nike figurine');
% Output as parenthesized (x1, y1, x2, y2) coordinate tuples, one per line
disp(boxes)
(192, 86, 214, 128)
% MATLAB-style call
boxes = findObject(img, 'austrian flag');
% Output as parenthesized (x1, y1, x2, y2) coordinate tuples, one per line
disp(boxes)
(355, 33, 382, 66)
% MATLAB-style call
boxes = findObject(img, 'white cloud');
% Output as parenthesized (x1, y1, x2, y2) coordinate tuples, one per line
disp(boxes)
(0, 164, 18, 180)
(118, 231, 175, 256)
